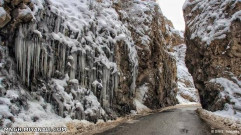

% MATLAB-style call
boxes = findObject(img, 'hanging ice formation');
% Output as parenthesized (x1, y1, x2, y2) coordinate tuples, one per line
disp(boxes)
(14, 0, 138, 120)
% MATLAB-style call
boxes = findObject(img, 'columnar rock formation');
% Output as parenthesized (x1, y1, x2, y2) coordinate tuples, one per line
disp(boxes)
(184, 0, 241, 115)
(0, 0, 180, 127)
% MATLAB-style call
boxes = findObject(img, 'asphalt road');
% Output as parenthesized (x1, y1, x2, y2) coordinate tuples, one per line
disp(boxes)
(95, 107, 212, 135)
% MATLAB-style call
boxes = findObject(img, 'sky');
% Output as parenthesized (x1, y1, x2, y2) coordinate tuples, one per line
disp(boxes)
(157, 0, 186, 31)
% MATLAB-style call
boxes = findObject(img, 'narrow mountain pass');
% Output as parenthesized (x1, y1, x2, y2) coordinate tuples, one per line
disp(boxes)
(96, 107, 212, 135)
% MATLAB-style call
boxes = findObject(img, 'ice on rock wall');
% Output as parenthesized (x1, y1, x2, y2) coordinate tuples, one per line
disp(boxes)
(13, 0, 138, 121)
(0, 0, 179, 128)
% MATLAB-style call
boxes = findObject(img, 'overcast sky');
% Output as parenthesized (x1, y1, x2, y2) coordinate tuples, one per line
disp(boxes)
(157, 0, 186, 31)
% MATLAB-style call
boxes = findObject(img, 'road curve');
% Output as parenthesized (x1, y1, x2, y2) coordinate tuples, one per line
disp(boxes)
(95, 107, 212, 135)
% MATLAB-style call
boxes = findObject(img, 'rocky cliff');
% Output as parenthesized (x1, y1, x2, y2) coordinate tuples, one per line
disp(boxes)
(0, 0, 179, 127)
(184, 0, 241, 117)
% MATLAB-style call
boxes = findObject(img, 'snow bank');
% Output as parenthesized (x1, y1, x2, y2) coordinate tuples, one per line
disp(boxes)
(197, 108, 241, 132)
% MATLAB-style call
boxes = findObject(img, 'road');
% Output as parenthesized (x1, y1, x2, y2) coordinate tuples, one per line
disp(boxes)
(95, 107, 212, 135)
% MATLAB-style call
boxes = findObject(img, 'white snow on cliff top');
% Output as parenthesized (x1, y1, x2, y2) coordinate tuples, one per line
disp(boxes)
(183, 0, 241, 45)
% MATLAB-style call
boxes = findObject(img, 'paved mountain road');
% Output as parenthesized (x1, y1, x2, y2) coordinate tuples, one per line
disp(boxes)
(96, 107, 212, 135)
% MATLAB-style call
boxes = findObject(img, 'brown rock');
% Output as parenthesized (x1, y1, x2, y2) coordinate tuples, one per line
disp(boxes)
(0, 8, 11, 28)
(11, 0, 23, 6)
(23, 0, 30, 4)
(12, 4, 33, 22)
(183, 0, 241, 111)
(4, 0, 10, 3)
(114, 2, 178, 109)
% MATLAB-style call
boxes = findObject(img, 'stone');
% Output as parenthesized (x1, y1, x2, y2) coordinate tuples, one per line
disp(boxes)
(184, 0, 241, 111)
(23, 0, 30, 4)
(0, 8, 11, 28)
(11, 0, 22, 6)
(4, 0, 10, 3)
(12, 4, 33, 22)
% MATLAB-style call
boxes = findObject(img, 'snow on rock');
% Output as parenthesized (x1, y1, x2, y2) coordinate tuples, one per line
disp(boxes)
(0, 0, 181, 130)
(1, 0, 140, 126)
(133, 99, 151, 113)
(134, 83, 151, 113)
(13, 0, 139, 122)
(13, 98, 72, 127)
(30, 0, 45, 15)
(209, 77, 241, 119)
(0, 7, 6, 18)
(183, 0, 241, 45)
(118, 0, 179, 109)
(174, 44, 200, 104)
(184, 0, 241, 121)
(197, 108, 241, 131)
(0, 0, 4, 6)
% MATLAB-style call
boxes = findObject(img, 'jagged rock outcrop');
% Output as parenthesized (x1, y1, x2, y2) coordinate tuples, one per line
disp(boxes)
(114, 1, 178, 109)
(0, 0, 179, 127)
(184, 0, 241, 116)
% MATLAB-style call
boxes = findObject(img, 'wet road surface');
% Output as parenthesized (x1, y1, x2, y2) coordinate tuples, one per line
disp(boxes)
(96, 107, 212, 135)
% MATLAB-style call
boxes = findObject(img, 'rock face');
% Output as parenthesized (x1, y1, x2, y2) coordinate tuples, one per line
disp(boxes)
(0, 0, 179, 127)
(184, 0, 241, 115)
(114, 1, 178, 109)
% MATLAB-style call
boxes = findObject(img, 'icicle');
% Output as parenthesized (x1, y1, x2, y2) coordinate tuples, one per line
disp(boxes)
(130, 66, 138, 96)
(80, 51, 86, 87)
(48, 55, 54, 78)
(27, 40, 32, 86)
(43, 47, 48, 77)
(61, 45, 66, 74)
(35, 39, 41, 78)
(70, 53, 77, 79)
(102, 66, 110, 108)
(114, 73, 119, 97)
(55, 17, 61, 33)
(22, 39, 26, 84)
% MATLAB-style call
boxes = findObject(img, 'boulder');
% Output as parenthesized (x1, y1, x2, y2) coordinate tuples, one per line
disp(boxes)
(0, 7, 11, 28)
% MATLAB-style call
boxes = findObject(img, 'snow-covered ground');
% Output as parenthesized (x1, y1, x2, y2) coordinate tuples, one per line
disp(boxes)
(173, 44, 200, 104)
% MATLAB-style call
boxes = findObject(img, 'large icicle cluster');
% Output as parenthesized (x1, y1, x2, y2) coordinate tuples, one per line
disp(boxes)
(0, 0, 180, 128)
(14, 0, 138, 121)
